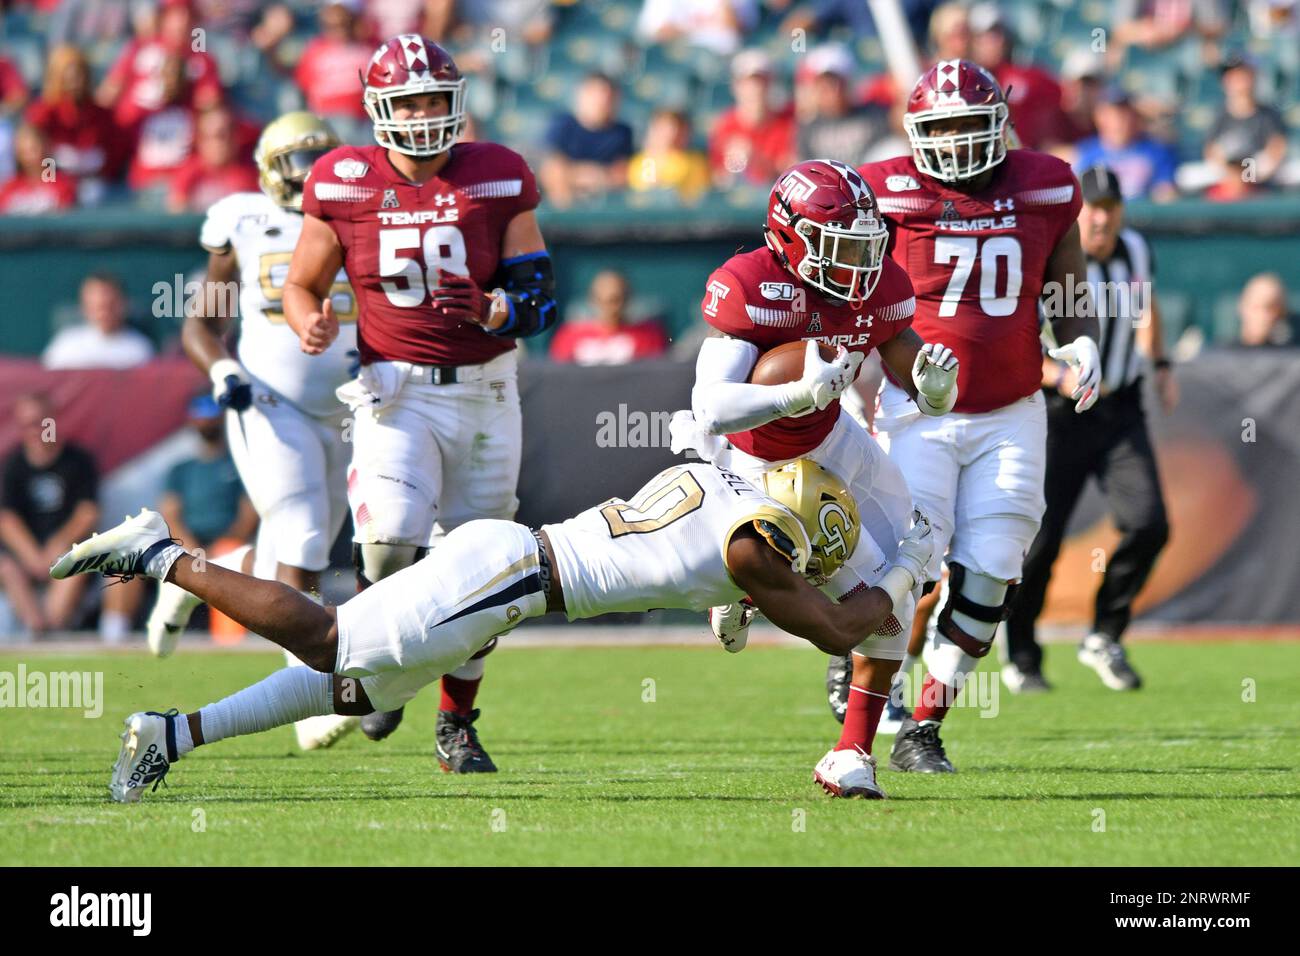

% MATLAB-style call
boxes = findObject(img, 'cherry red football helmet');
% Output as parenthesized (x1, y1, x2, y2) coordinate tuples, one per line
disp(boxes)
(362, 34, 466, 157)
(764, 159, 889, 305)
(903, 59, 1009, 182)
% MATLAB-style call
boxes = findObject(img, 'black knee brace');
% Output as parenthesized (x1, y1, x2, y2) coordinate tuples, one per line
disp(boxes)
(936, 563, 1016, 659)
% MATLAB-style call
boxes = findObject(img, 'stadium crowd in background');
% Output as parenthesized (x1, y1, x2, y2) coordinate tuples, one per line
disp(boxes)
(0, 0, 1294, 214)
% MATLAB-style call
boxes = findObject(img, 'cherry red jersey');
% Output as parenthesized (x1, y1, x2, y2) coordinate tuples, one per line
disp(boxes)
(858, 150, 1081, 413)
(302, 142, 540, 367)
(702, 248, 915, 461)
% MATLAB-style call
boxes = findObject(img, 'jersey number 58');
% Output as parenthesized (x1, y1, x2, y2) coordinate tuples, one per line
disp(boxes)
(379, 226, 470, 307)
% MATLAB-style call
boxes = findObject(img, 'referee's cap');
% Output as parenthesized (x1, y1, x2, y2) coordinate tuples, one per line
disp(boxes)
(1080, 164, 1123, 205)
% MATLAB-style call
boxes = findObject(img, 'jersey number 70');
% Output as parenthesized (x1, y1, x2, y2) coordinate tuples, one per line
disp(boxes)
(934, 235, 1022, 317)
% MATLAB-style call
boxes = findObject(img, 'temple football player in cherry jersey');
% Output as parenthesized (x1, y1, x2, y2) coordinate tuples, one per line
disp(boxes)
(282, 35, 558, 773)
(671, 158, 960, 799)
(841, 60, 1101, 774)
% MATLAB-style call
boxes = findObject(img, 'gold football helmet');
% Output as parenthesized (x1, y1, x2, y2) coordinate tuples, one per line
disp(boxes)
(254, 112, 340, 210)
(761, 459, 860, 585)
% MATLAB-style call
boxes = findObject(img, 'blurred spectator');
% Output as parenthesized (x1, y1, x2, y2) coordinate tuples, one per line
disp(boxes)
(1204, 54, 1288, 202)
(0, 393, 99, 636)
(628, 110, 711, 202)
(539, 73, 634, 208)
(796, 45, 890, 166)
(0, 124, 79, 215)
(42, 273, 155, 371)
(637, 0, 758, 56)
(167, 106, 259, 212)
(195, 0, 280, 39)
(434, 0, 555, 51)
(1049, 48, 1107, 151)
(0, 53, 31, 182)
(1113, 0, 1227, 51)
(373, 0, 447, 39)
(160, 395, 258, 553)
(126, 54, 199, 193)
(709, 49, 796, 188)
(1247, 0, 1300, 37)
(858, 2, 969, 108)
(97, 0, 223, 128)
(1237, 273, 1294, 347)
(968, 3, 1065, 150)
(26, 45, 125, 205)
(295, 1, 375, 122)
(48, 0, 134, 47)
(781, 0, 937, 45)
(0, 54, 28, 118)
(1074, 90, 1178, 202)
(550, 271, 669, 366)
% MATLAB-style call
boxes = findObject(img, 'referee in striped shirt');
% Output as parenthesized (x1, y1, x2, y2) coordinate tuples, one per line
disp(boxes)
(1003, 165, 1177, 693)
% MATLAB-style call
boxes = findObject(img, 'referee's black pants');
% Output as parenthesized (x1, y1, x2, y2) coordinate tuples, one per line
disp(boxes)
(1005, 381, 1170, 670)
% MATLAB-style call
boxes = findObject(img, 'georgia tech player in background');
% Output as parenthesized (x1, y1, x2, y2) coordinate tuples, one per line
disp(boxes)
(672, 159, 958, 798)
(283, 36, 558, 773)
(49, 459, 934, 803)
(848, 60, 1101, 774)
(147, 112, 359, 752)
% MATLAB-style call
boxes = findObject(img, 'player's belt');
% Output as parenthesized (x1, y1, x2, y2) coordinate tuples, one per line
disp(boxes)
(407, 351, 516, 386)
(407, 364, 470, 385)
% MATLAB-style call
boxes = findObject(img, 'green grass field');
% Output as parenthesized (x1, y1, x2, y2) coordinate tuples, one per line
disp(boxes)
(2, 638, 1297, 866)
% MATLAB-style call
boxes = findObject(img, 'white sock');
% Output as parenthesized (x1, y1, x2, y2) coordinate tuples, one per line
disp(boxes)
(448, 656, 485, 681)
(172, 712, 195, 756)
(196, 667, 333, 747)
(99, 610, 130, 644)
(211, 544, 253, 573)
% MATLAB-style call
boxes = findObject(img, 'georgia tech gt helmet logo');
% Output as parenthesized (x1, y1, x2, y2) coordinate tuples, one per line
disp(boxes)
(817, 500, 854, 560)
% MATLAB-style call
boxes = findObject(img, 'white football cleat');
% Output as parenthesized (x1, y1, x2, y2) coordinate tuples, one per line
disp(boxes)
(146, 581, 204, 658)
(110, 710, 179, 803)
(294, 714, 360, 751)
(813, 747, 887, 799)
(709, 599, 756, 653)
(50, 509, 175, 581)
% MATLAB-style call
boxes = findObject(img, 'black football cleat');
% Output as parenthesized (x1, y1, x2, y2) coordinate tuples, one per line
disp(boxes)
(826, 654, 852, 724)
(435, 708, 498, 773)
(889, 716, 956, 773)
(360, 707, 404, 741)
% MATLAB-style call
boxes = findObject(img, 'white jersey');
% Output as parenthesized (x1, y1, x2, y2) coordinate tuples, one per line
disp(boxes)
(544, 463, 811, 620)
(200, 192, 358, 417)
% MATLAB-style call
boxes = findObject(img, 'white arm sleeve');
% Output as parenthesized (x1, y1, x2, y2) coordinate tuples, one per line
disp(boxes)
(691, 336, 813, 435)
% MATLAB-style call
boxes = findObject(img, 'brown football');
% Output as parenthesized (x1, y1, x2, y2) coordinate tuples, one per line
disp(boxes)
(748, 340, 837, 385)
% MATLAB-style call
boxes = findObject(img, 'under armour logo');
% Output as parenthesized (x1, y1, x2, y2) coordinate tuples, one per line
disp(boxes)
(434, 193, 456, 207)
(993, 198, 1015, 211)
(855, 314, 873, 328)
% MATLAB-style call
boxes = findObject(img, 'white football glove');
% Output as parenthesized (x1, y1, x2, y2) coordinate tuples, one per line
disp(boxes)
(875, 509, 935, 610)
(209, 357, 252, 412)
(911, 342, 958, 416)
(1048, 335, 1101, 413)
(709, 598, 757, 653)
(797, 339, 865, 413)
(893, 509, 935, 586)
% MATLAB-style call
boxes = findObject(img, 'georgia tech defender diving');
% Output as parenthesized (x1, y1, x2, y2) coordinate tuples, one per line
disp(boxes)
(153, 111, 359, 752)
(51, 461, 933, 803)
